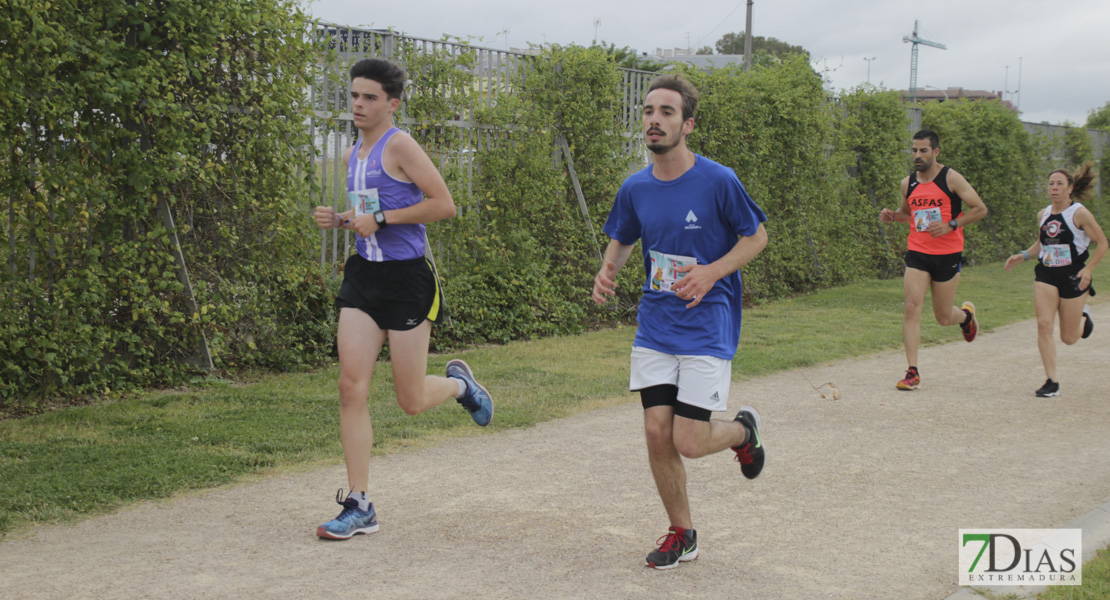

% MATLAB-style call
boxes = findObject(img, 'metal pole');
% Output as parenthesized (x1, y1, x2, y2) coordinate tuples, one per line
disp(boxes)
(744, 0, 753, 71)
(1004, 65, 1009, 103)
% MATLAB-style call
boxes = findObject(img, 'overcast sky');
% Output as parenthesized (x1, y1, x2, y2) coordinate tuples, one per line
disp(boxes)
(304, 0, 1110, 126)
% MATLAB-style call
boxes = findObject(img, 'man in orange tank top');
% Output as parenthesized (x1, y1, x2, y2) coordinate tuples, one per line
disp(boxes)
(879, 130, 989, 391)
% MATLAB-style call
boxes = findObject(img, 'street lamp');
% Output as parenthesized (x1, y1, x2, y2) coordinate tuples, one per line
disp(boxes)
(924, 85, 949, 101)
(863, 56, 877, 83)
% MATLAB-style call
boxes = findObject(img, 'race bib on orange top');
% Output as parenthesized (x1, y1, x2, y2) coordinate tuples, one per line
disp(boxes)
(913, 207, 942, 232)
(906, 167, 964, 255)
(648, 250, 697, 293)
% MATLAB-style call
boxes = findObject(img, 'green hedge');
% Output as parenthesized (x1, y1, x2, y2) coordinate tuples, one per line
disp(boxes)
(921, 99, 1043, 264)
(674, 58, 901, 297)
(428, 45, 626, 345)
(4, 15, 1104, 410)
(1, 0, 327, 410)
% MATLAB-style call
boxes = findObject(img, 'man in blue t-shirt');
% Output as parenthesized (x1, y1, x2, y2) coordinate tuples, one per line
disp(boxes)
(591, 74, 768, 571)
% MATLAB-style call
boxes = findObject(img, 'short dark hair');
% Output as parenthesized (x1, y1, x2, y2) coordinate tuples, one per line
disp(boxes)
(912, 129, 940, 149)
(647, 74, 699, 121)
(349, 58, 406, 100)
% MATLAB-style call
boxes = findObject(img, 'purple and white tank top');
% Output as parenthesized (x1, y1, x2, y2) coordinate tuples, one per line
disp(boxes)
(346, 127, 426, 261)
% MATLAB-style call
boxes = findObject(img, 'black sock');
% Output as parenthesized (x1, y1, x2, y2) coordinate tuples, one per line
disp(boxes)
(961, 309, 972, 327)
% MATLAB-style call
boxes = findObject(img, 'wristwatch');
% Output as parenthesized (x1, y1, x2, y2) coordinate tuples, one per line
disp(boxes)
(948, 219, 959, 230)
(373, 210, 388, 229)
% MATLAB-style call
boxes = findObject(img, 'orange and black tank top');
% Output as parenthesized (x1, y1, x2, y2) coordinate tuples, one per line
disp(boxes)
(905, 166, 964, 255)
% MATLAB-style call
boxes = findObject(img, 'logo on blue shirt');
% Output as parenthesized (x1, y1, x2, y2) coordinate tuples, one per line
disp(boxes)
(685, 210, 701, 230)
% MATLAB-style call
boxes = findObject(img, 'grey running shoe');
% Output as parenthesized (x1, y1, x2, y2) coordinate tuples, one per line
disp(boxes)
(645, 527, 698, 570)
(731, 406, 765, 479)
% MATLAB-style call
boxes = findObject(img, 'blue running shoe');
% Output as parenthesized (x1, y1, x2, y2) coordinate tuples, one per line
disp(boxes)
(446, 359, 493, 426)
(316, 489, 379, 540)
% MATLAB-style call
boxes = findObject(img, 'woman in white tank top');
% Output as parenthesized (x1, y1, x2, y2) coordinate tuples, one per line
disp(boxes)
(1004, 162, 1107, 397)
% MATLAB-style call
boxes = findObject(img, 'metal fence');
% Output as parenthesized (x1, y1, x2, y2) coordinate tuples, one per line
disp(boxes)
(309, 25, 655, 274)
(1023, 121, 1109, 198)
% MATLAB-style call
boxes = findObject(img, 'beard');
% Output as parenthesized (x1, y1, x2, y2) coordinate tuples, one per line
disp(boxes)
(646, 132, 681, 155)
(913, 158, 932, 172)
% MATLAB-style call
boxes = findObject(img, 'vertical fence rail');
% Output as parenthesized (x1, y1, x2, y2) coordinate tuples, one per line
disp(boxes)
(308, 26, 662, 274)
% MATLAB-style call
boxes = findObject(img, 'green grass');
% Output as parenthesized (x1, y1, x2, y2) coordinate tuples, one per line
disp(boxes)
(0, 261, 1093, 542)
(1035, 546, 1110, 599)
(973, 545, 1110, 600)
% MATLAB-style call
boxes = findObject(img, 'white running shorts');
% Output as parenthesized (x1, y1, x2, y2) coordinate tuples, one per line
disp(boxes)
(629, 346, 731, 413)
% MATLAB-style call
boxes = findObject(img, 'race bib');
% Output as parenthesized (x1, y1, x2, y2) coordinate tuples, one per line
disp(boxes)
(648, 250, 697, 293)
(913, 207, 942, 232)
(348, 188, 380, 217)
(1042, 244, 1072, 267)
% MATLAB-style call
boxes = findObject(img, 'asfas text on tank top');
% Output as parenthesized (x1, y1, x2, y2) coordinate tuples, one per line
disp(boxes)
(1038, 202, 1090, 268)
(905, 165, 964, 255)
(346, 127, 426, 262)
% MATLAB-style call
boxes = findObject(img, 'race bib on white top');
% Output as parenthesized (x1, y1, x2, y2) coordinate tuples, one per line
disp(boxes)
(1042, 244, 1073, 267)
(649, 250, 697, 293)
(913, 207, 942, 232)
(349, 188, 380, 217)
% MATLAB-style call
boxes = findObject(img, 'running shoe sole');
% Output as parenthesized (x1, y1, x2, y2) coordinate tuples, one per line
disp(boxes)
(645, 548, 699, 569)
(316, 523, 380, 540)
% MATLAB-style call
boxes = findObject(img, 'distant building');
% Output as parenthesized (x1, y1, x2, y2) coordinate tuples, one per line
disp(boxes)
(643, 47, 746, 70)
(901, 87, 1015, 111)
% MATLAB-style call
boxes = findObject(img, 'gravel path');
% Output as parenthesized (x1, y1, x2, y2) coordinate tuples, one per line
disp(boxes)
(3, 305, 1109, 600)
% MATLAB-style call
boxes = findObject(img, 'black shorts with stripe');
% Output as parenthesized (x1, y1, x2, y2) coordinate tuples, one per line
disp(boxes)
(904, 250, 962, 283)
(335, 254, 445, 331)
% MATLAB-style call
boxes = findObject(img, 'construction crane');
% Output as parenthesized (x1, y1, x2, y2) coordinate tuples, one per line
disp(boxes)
(903, 20, 946, 105)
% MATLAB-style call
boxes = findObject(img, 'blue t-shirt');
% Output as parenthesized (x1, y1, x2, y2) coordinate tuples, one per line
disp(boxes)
(602, 155, 766, 359)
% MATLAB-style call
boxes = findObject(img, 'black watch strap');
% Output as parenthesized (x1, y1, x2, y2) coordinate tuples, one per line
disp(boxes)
(374, 210, 388, 229)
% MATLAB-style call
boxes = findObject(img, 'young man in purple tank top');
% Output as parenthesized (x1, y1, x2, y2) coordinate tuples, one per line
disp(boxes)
(312, 58, 493, 540)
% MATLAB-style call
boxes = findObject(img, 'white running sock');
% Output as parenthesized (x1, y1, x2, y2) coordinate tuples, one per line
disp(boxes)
(347, 491, 369, 512)
(452, 377, 468, 399)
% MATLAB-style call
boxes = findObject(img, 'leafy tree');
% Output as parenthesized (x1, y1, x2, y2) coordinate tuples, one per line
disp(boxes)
(696, 46, 714, 55)
(715, 31, 809, 59)
(589, 41, 663, 72)
(1087, 101, 1110, 132)
(1063, 123, 1095, 166)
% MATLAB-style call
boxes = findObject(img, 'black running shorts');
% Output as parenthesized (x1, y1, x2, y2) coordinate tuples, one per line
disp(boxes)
(335, 254, 445, 331)
(904, 250, 962, 283)
(1035, 262, 1093, 299)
